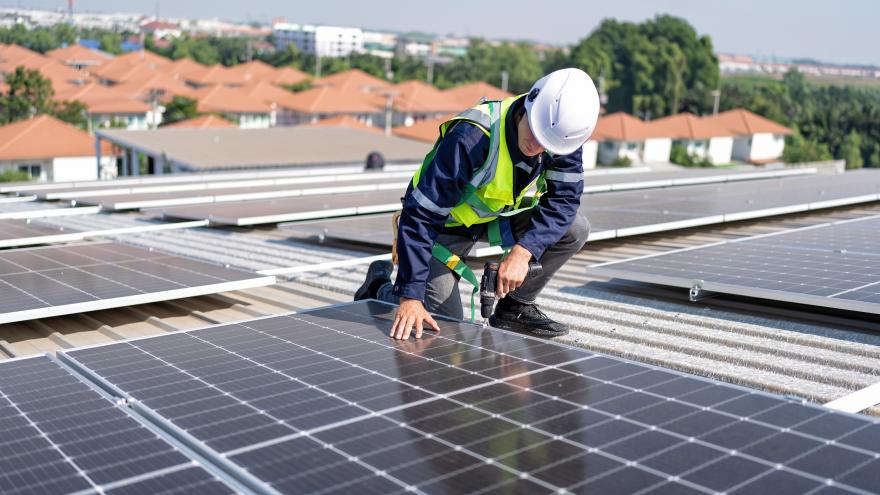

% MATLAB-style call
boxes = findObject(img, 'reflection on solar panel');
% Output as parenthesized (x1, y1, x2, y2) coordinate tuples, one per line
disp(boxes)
(61, 300, 880, 494)
(0, 355, 235, 495)
(283, 170, 880, 252)
(0, 219, 66, 246)
(162, 191, 402, 226)
(0, 220, 209, 249)
(590, 214, 880, 315)
(0, 242, 275, 324)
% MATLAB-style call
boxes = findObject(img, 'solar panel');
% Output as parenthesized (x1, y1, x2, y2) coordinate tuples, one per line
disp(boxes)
(61, 300, 880, 494)
(69, 174, 412, 211)
(0, 355, 236, 495)
(0, 242, 275, 324)
(282, 171, 880, 251)
(162, 191, 403, 226)
(0, 219, 66, 245)
(590, 214, 880, 315)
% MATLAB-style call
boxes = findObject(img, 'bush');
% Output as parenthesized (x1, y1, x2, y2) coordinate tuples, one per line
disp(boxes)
(610, 156, 632, 167)
(670, 143, 712, 167)
(0, 170, 31, 182)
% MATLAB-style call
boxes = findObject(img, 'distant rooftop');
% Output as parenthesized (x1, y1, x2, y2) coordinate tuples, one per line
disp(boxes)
(97, 125, 430, 170)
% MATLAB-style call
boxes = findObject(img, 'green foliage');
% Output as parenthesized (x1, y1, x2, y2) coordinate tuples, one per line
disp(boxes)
(670, 142, 712, 167)
(51, 99, 88, 128)
(160, 96, 199, 126)
(0, 66, 54, 124)
(568, 15, 719, 118)
(610, 156, 632, 167)
(724, 69, 879, 166)
(0, 169, 31, 182)
(0, 24, 76, 53)
(437, 39, 542, 93)
(782, 132, 833, 163)
(867, 143, 880, 168)
(841, 130, 864, 169)
(282, 80, 313, 93)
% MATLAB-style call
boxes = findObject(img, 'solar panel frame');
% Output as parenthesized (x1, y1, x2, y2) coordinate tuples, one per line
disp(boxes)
(0, 242, 276, 324)
(61, 300, 880, 494)
(0, 354, 242, 495)
(589, 213, 880, 315)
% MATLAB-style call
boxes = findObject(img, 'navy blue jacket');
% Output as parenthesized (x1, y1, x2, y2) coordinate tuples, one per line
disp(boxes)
(392, 96, 584, 302)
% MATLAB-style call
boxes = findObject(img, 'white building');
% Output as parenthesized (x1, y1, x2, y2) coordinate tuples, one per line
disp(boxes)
(649, 113, 736, 166)
(272, 23, 364, 58)
(704, 109, 792, 164)
(593, 112, 673, 166)
(0, 115, 116, 182)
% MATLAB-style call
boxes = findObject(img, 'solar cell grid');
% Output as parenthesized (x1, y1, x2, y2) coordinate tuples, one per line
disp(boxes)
(0, 242, 275, 324)
(62, 300, 880, 494)
(590, 214, 880, 314)
(0, 356, 235, 495)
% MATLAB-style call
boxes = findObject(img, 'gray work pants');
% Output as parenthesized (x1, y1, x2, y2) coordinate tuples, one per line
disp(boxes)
(377, 212, 591, 320)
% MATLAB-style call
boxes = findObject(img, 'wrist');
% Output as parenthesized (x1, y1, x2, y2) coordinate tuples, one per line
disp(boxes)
(509, 244, 534, 261)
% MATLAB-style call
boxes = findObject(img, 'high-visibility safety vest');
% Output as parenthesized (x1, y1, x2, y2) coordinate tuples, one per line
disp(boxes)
(408, 95, 547, 321)
(410, 95, 546, 229)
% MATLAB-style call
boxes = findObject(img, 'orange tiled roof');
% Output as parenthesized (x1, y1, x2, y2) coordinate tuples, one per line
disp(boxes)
(113, 72, 195, 101)
(55, 83, 151, 114)
(163, 114, 236, 129)
(46, 44, 112, 67)
(0, 44, 44, 65)
(390, 80, 462, 113)
(392, 116, 449, 143)
(313, 68, 392, 92)
(92, 50, 169, 83)
(443, 81, 513, 107)
(240, 81, 299, 110)
(270, 66, 310, 86)
(225, 60, 276, 82)
(193, 84, 272, 113)
(191, 65, 243, 86)
(648, 112, 735, 139)
(163, 58, 210, 80)
(283, 84, 382, 114)
(593, 112, 664, 141)
(704, 109, 793, 136)
(0, 55, 90, 89)
(311, 115, 382, 134)
(0, 115, 115, 160)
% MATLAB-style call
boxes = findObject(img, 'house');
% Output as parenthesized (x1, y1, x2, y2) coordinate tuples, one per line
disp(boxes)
(113, 71, 195, 103)
(0, 115, 116, 182)
(282, 84, 381, 126)
(442, 81, 512, 108)
(649, 112, 736, 165)
(312, 68, 391, 92)
(377, 80, 461, 128)
(392, 116, 447, 143)
(162, 114, 236, 129)
(192, 85, 274, 128)
(593, 112, 672, 165)
(310, 114, 383, 134)
(239, 81, 301, 126)
(270, 66, 310, 87)
(46, 44, 113, 72)
(92, 50, 170, 84)
(55, 83, 158, 130)
(704, 109, 793, 164)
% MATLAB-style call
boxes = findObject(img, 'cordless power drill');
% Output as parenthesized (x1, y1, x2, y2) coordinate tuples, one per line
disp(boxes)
(479, 260, 543, 328)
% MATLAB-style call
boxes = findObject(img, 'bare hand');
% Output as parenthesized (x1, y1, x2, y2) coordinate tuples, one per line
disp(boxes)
(497, 245, 533, 298)
(391, 298, 440, 340)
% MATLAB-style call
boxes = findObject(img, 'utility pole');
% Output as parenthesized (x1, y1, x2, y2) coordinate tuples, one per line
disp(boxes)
(500, 70, 509, 93)
(315, 52, 321, 78)
(426, 58, 434, 85)
(381, 89, 399, 136)
(711, 89, 721, 115)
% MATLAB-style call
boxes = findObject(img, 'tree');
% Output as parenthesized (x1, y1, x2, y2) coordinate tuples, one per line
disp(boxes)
(783, 132, 833, 163)
(160, 96, 199, 126)
(51, 99, 89, 129)
(840, 130, 864, 169)
(0, 66, 54, 124)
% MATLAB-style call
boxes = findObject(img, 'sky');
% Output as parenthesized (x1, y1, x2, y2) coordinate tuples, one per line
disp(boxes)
(8, 0, 880, 66)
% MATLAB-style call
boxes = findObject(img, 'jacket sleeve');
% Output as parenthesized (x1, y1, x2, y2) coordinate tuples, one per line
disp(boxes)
(516, 146, 584, 259)
(392, 123, 489, 302)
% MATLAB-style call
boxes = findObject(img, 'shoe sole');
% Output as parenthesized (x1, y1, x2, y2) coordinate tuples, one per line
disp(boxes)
(488, 315, 569, 338)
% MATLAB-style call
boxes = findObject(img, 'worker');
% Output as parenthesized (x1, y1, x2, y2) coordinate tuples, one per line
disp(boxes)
(355, 68, 600, 340)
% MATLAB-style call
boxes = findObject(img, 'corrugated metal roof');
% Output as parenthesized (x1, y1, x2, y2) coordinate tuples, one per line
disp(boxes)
(4, 201, 880, 416)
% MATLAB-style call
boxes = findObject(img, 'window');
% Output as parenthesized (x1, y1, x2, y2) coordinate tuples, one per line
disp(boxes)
(18, 164, 41, 178)
(626, 142, 638, 150)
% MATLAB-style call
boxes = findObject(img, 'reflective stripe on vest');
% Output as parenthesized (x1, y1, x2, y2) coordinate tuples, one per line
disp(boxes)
(410, 95, 546, 228)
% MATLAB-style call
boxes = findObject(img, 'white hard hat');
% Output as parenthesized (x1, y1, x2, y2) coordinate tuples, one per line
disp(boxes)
(524, 68, 600, 156)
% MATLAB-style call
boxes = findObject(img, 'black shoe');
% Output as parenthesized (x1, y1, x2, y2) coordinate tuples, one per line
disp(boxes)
(354, 260, 393, 301)
(489, 298, 568, 338)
